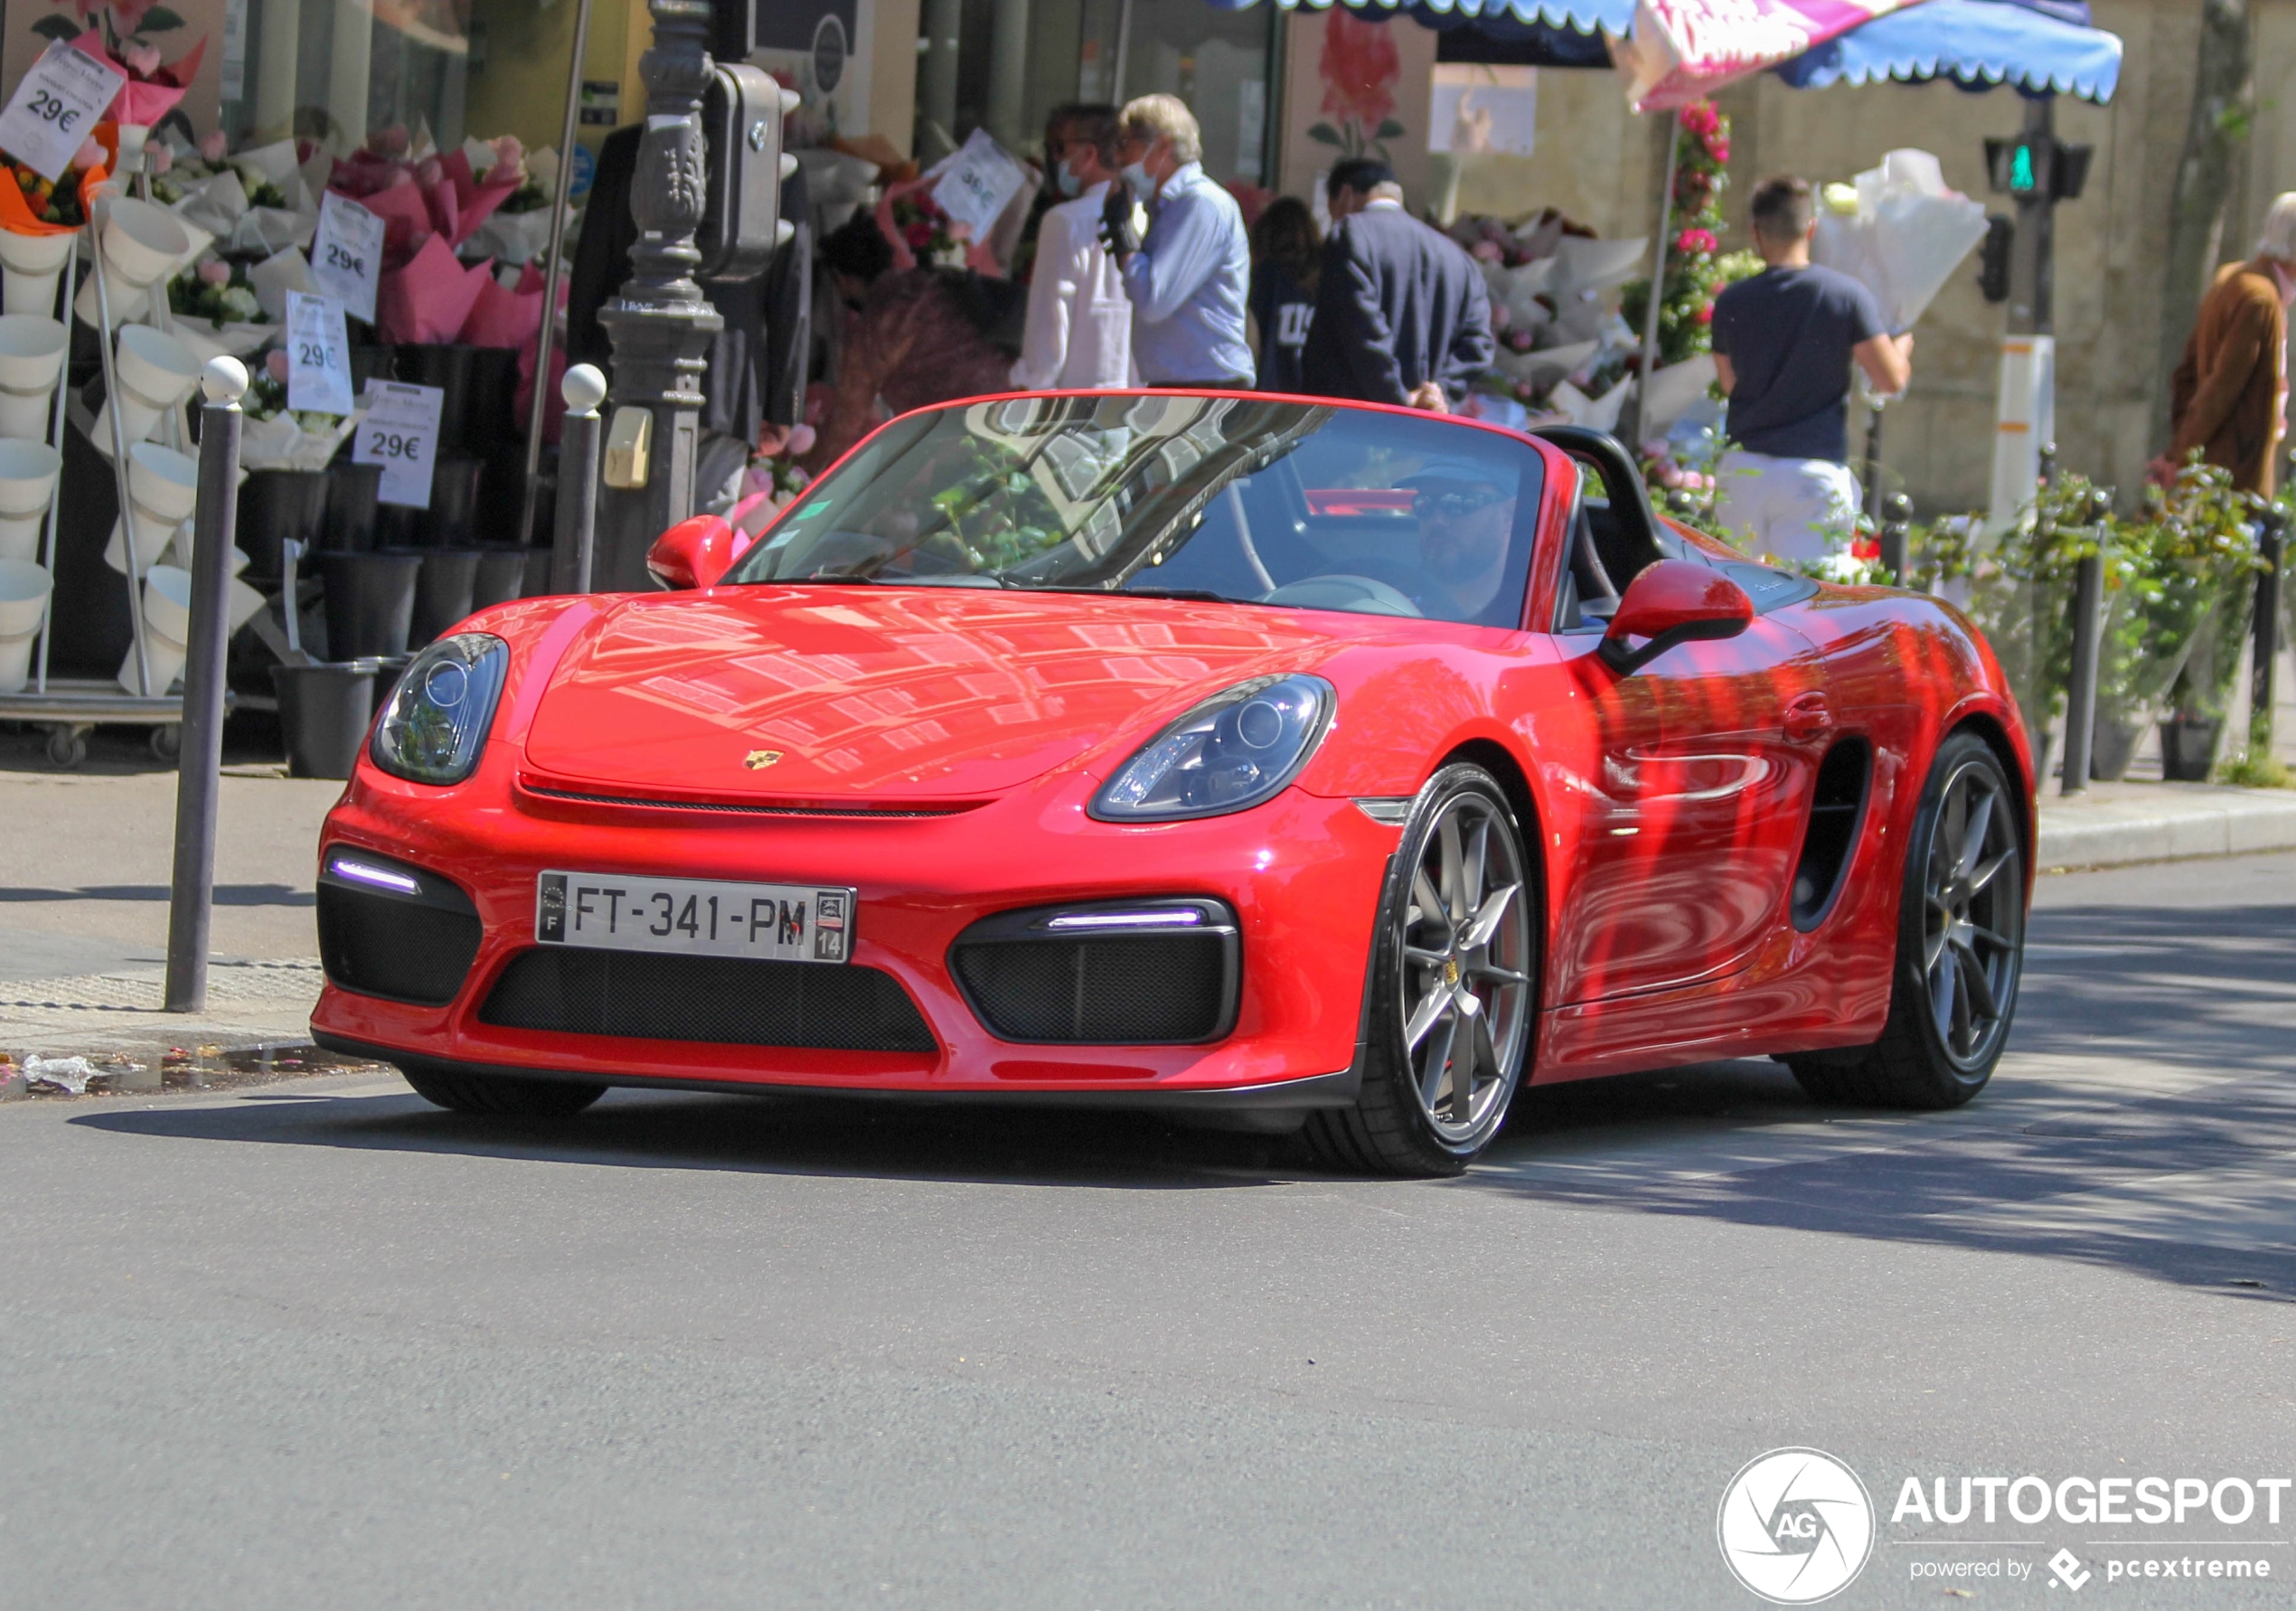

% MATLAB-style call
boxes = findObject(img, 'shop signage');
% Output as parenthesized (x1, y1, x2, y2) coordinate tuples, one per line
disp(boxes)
(285, 292, 354, 417)
(356, 381, 445, 508)
(312, 192, 386, 324)
(0, 42, 127, 183)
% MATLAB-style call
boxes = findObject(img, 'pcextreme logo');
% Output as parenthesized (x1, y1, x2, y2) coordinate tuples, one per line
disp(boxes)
(1717, 1447, 1877, 1604)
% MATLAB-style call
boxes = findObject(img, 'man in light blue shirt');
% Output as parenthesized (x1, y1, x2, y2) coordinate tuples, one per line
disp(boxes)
(1101, 94, 1255, 387)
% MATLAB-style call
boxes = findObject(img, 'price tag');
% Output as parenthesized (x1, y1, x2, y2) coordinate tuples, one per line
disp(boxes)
(284, 291, 353, 417)
(930, 127, 1026, 242)
(355, 380, 444, 508)
(311, 191, 385, 324)
(0, 42, 127, 184)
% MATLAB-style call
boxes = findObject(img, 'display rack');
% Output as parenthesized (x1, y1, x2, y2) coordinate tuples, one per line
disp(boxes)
(0, 144, 209, 766)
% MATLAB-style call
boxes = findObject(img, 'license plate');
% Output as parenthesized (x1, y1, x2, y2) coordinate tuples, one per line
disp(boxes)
(535, 871, 854, 964)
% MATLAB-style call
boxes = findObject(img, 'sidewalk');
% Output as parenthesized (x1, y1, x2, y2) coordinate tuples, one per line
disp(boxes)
(2, 713, 2292, 1069)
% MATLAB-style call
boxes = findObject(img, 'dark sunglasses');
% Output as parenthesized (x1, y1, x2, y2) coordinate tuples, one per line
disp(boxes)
(1415, 485, 1508, 520)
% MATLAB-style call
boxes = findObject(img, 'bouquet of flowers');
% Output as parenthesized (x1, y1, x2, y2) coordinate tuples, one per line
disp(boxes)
(888, 184, 964, 267)
(236, 347, 361, 472)
(170, 257, 263, 326)
(3, 137, 103, 228)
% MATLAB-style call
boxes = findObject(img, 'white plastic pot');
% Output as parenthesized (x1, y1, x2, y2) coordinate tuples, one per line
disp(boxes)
(118, 563, 193, 694)
(89, 325, 199, 454)
(71, 198, 192, 325)
(0, 315, 66, 438)
(103, 441, 199, 572)
(0, 230, 75, 318)
(0, 555, 52, 692)
(0, 438, 61, 564)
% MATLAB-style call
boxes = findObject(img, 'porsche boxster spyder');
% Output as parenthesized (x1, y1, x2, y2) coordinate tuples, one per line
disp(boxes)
(310, 392, 2033, 1173)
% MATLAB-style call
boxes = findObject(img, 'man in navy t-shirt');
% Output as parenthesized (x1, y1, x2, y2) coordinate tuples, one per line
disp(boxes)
(1709, 175, 1914, 561)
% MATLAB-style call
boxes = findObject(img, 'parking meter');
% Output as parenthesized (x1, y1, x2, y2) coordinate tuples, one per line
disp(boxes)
(698, 63, 801, 281)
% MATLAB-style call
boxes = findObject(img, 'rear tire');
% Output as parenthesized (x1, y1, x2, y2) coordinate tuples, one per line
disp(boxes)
(1790, 730, 2024, 1108)
(1304, 764, 1538, 1175)
(399, 1062, 605, 1116)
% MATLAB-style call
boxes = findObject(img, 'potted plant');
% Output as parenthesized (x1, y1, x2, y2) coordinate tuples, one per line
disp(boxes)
(2145, 457, 2264, 779)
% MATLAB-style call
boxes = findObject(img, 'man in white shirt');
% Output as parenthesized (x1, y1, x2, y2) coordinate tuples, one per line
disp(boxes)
(1011, 104, 1135, 391)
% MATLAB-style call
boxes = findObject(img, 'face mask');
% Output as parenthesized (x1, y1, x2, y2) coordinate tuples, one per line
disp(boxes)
(1121, 161, 1155, 202)
(1054, 160, 1083, 199)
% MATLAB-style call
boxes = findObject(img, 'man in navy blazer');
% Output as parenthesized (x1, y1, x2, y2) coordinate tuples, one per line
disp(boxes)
(1301, 158, 1494, 411)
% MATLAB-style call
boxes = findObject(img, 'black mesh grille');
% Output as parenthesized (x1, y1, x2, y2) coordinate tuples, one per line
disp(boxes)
(479, 947, 936, 1052)
(953, 934, 1230, 1043)
(317, 884, 483, 1006)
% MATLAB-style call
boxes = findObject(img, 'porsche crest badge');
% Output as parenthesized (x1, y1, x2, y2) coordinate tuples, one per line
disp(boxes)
(744, 749, 785, 769)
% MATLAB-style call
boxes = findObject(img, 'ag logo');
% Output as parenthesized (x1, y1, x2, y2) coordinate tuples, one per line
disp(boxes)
(1717, 1447, 1875, 1604)
(743, 749, 784, 769)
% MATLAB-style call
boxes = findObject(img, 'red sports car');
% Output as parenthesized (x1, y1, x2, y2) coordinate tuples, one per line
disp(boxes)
(310, 393, 2032, 1174)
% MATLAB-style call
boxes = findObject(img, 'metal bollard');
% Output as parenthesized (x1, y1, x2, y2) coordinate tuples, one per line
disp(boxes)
(2058, 485, 2113, 798)
(165, 357, 248, 1013)
(1879, 494, 1912, 587)
(2254, 505, 2284, 764)
(551, 364, 607, 595)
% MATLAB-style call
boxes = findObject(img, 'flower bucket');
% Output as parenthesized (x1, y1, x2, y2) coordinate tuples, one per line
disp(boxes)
(417, 454, 485, 547)
(0, 555, 51, 692)
(89, 325, 199, 454)
(236, 467, 330, 579)
(472, 546, 528, 609)
(102, 441, 198, 573)
(320, 549, 423, 658)
(0, 438, 61, 563)
(271, 661, 377, 779)
(0, 230, 76, 318)
(0, 314, 66, 438)
(409, 548, 480, 646)
(324, 460, 382, 551)
(72, 198, 193, 325)
(117, 563, 193, 693)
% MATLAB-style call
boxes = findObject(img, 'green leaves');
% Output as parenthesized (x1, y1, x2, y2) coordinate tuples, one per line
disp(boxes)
(137, 5, 187, 32)
(1375, 118, 1405, 140)
(29, 16, 82, 42)
(1307, 123, 1345, 148)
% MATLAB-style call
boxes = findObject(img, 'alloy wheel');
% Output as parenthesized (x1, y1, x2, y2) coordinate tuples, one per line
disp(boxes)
(1397, 791, 1534, 1140)
(1921, 757, 2022, 1069)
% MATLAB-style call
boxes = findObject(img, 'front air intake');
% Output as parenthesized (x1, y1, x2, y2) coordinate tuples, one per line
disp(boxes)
(479, 947, 937, 1052)
(317, 851, 483, 1006)
(949, 899, 1240, 1044)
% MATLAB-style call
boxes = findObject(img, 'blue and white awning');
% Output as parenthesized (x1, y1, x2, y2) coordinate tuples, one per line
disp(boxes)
(1772, 0, 2120, 100)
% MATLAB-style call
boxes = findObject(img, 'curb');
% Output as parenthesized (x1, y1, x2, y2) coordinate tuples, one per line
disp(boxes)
(2037, 788, 2296, 871)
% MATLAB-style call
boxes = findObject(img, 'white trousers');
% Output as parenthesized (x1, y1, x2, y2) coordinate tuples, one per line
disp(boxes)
(1711, 450, 1861, 562)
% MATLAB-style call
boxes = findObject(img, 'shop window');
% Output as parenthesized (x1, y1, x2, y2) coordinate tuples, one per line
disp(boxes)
(215, 0, 470, 150)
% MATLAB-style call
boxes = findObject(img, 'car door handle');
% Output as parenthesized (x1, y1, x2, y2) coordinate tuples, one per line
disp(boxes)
(1783, 692, 1834, 744)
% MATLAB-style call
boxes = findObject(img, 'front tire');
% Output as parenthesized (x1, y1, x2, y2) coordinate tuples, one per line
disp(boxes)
(1791, 730, 2025, 1108)
(400, 1062, 605, 1117)
(1305, 764, 1538, 1175)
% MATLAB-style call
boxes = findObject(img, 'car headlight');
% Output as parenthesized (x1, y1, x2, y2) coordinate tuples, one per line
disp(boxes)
(370, 632, 510, 786)
(1092, 674, 1332, 822)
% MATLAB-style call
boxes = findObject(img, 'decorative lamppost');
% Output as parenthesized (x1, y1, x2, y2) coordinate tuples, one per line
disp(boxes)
(593, 0, 724, 590)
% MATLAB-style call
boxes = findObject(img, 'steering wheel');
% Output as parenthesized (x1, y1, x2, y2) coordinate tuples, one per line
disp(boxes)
(1261, 575, 1424, 617)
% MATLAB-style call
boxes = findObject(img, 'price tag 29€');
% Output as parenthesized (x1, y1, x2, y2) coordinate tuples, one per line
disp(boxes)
(284, 291, 354, 417)
(312, 191, 386, 324)
(356, 381, 445, 508)
(0, 42, 126, 184)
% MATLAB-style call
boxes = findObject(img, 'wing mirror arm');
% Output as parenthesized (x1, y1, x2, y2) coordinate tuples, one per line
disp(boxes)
(1598, 616, 1749, 674)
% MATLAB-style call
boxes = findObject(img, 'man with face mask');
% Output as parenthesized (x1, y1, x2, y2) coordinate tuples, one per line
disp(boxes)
(1100, 94, 1255, 388)
(1012, 104, 1134, 391)
(1400, 457, 1521, 624)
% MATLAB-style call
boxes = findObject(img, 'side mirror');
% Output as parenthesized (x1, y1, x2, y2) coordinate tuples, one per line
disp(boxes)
(646, 514, 742, 589)
(1599, 558, 1755, 673)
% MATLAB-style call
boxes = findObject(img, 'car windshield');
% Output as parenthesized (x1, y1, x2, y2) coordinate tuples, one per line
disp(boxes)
(727, 393, 1545, 627)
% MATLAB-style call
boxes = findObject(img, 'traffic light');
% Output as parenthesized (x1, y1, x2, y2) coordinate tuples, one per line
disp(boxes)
(1984, 135, 2093, 201)
(1978, 215, 2012, 303)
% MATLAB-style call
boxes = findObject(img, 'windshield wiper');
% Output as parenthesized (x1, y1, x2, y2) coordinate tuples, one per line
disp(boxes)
(1033, 584, 1237, 603)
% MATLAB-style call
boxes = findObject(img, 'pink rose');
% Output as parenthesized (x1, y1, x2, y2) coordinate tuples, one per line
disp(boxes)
(148, 144, 172, 174)
(416, 157, 444, 189)
(1471, 240, 1502, 262)
(200, 129, 229, 163)
(785, 423, 815, 457)
(265, 349, 289, 382)
(196, 258, 231, 286)
(124, 42, 162, 79)
(74, 137, 104, 172)
(491, 135, 524, 176)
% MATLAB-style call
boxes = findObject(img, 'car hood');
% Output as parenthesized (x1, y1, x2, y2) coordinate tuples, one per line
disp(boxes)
(520, 586, 1352, 803)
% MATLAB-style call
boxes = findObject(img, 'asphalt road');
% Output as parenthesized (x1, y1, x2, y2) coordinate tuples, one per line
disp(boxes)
(5, 853, 2294, 1609)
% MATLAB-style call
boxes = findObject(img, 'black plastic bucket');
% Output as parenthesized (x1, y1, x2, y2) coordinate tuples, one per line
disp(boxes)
(465, 347, 522, 451)
(410, 549, 482, 647)
(323, 461, 382, 552)
(472, 546, 529, 609)
(363, 654, 412, 717)
(236, 468, 331, 580)
(272, 661, 376, 780)
(419, 454, 485, 547)
(400, 343, 477, 446)
(320, 549, 423, 659)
